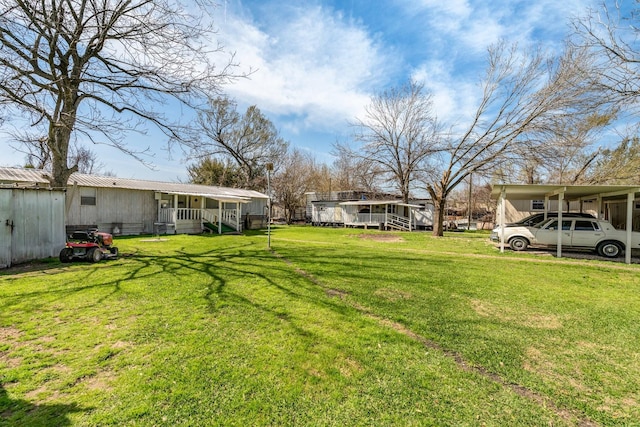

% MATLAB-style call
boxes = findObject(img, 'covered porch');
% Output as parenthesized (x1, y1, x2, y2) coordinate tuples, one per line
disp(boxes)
(340, 200, 421, 231)
(155, 191, 249, 234)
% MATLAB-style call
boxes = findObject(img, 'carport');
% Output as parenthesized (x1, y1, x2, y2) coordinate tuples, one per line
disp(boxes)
(491, 184, 640, 264)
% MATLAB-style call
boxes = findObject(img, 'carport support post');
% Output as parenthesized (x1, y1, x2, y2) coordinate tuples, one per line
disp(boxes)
(556, 192, 564, 259)
(626, 192, 633, 264)
(499, 188, 506, 253)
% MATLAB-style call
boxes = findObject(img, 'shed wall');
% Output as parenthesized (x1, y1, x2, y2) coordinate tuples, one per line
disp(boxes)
(0, 188, 66, 268)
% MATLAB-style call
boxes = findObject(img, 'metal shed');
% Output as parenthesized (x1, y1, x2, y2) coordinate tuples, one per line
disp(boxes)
(0, 187, 66, 268)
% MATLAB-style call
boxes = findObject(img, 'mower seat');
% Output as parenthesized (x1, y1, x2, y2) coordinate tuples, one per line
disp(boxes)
(70, 231, 91, 241)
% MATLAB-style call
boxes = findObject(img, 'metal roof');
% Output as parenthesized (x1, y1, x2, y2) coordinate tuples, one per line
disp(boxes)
(339, 200, 423, 208)
(0, 167, 268, 200)
(491, 184, 640, 201)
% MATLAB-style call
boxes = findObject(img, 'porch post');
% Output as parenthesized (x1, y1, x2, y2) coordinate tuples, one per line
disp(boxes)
(385, 207, 388, 229)
(218, 201, 222, 234)
(409, 207, 413, 231)
(626, 192, 633, 264)
(236, 202, 241, 232)
(173, 194, 178, 224)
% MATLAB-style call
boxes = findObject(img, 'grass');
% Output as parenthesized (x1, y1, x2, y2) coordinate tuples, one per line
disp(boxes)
(1, 226, 639, 426)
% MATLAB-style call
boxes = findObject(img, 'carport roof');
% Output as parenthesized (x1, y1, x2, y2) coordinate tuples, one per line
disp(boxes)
(490, 184, 640, 201)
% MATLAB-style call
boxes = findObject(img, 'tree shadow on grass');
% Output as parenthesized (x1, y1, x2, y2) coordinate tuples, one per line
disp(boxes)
(0, 383, 87, 427)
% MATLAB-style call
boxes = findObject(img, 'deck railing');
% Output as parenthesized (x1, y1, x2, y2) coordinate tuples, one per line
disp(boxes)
(158, 208, 206, 223)
(344, 212, 386, 225)
(159, 207, 241, 232)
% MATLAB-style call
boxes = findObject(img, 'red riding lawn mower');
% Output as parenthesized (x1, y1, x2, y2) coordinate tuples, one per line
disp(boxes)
(59, 229, 119, 263)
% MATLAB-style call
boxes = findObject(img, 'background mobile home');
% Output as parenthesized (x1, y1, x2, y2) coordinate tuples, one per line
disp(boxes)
(306, 191, 434, 231)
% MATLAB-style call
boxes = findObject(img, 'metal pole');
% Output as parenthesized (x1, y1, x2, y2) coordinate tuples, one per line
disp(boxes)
(467, 173, 473, 230)
(266, 163, 273, 249)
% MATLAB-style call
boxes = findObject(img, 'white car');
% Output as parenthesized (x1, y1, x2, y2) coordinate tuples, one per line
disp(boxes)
(490, 217, 640, 258)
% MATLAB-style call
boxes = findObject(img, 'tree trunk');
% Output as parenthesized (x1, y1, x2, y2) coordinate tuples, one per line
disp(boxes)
(48, 117, 77, 188)
(432, 197, 446, 236)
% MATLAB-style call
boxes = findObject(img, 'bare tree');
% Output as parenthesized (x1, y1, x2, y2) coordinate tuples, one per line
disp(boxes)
(337, 81, 441, 203)
(70, 145, 111, 175)
(18, 132, 107, 175)
(0, 0, 237, 187)
(588, 133, 640, 184)
(425, 42, 607, 236)
(331, 148, 383, 194)
(513, 110, 615, 184)
(186, 156, 242, 187)
(190, 96, 289, 191)
(572, 2, 640, 104)
(272, 148, 315, 224)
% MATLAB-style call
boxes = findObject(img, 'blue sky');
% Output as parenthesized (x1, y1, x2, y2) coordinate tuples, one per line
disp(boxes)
(1, 0, 599, 181)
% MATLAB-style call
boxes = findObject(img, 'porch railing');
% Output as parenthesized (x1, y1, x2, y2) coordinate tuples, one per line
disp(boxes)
(158, 208, 203, 223)
(159, 207, 241, 232)
(344, 212, 386, 224)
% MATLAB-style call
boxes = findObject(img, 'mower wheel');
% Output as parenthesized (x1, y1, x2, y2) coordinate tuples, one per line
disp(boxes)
(59, 248, 73, 263)
(88, 248, 102, 263)
(109, 247, 119, 258)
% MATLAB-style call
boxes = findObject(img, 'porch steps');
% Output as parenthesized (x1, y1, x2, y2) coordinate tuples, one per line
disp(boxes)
(203, 220, 237, 234)
(386, 214, 412, 231)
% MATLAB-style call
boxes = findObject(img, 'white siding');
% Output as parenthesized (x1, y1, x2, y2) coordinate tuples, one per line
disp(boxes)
(66, 187, 156, 235)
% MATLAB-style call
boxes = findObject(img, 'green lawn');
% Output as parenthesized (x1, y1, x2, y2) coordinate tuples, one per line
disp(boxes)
(1, 227, 639, 426)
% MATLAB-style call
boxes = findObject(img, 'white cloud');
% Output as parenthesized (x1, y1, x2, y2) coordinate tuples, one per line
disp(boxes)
(214, 3, 393, 136)
(411, 60, 479, 127)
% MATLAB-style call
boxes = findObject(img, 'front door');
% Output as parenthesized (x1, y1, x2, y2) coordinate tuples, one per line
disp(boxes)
(0, 191, 13, 268)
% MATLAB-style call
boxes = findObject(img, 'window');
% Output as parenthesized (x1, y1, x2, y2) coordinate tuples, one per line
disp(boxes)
(574, 220, 599, 231)
(80, 188, 96, 206)
(531, 200, 545, 210)
(544, 220, 572, 230)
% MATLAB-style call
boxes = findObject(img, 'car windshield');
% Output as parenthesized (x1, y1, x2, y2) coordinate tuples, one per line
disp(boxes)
(533, 218, 555, 228)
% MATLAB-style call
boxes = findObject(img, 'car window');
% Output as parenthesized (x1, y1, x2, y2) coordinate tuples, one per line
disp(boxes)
(542, 220, 571, 230)
(574, 220, 596, 231)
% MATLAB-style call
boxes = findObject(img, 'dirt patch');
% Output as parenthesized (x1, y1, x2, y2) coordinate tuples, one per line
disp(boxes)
(0, 326, 22, 341)
(471, 300, 562, 330)
(357, 234, 405, 242)
(0, 262, 63, 276)
(325, 288, 348, 299)
(374, 288, 413, 301)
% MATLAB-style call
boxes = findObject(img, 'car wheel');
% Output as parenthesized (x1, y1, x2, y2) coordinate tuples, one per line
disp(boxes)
(59, 248, 73, 263)
(88, 248, 102, 263)
(597, 241, 623, 258)
(509, 236, 529, 251)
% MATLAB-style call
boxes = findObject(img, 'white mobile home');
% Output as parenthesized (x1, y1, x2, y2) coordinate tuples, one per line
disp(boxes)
(307, 191, 434, 231)
(0, 167, 268, 236)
